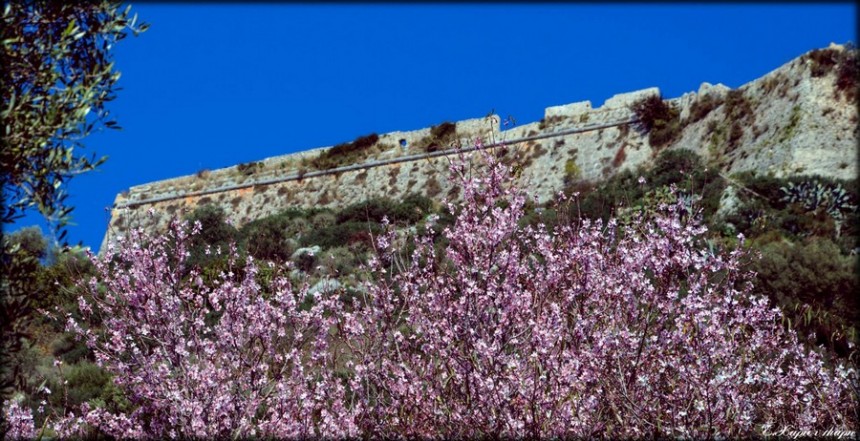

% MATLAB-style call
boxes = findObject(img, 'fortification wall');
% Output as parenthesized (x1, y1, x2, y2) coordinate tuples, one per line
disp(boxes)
(102, 46, 858, 251)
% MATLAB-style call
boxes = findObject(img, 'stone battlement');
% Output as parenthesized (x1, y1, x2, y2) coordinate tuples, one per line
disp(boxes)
(103, 46, 858, 252)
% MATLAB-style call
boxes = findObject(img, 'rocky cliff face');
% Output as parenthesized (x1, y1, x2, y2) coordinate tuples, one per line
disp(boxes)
(102, 44, 857, 251)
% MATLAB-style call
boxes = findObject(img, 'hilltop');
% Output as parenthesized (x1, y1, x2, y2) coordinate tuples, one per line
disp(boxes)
(102, 44, 857, 249)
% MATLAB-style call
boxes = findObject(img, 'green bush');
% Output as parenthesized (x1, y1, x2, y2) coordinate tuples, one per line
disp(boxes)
(418, 121, 458, 153)
(392, 194, 434, 224)
(808, 48, 838, 77)
(292, 249, 317, 273)
(722, 198, 771, 237)
(51, 333, 90, 364)
(184, 204, 240, 270)
(3, 226, 48, 260)
(333, 196, 433, 226)
(630, 94, 681, 148)
(318, 246, 357, 277)
(751, 238, 858, 357)
(300, 221, 384, 250)
(728, 173, 857, 240)
(336, 198, 397, 224)
(48, 361, 130, 416)
(648, 149, 725, 218)
(575, 149, 724, 222)
(288, 217, 313, 238)
(239, 215, 294, 262)
(835, 46, 858, 99)
(33, 248, 95, 312)
(577, 169, 643, 222)
(312, 133, 380, 170)
(236, 161, 263, 176)
(563, 159, 581, 184)
(733, 172, 789, 208)
(311, 212, 337, 229)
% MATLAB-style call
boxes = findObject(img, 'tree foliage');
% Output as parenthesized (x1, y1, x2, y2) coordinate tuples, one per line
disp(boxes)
(1, 0, 147, 229)
(0, 1, 145, 433)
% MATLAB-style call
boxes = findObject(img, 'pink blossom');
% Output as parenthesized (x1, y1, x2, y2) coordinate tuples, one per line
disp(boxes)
(46, 143, 857, 439)
(2, 400, 36, 439)
(336, 148, 858, 438)
(60, 213, 358, 439)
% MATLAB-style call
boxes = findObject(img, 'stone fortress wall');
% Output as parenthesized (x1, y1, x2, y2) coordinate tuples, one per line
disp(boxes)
(103, 45, 858, 251)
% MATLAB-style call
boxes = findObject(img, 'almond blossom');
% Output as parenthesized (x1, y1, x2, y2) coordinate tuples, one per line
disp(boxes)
(336, 149, 857, 438)
(58, 219, 357, 439)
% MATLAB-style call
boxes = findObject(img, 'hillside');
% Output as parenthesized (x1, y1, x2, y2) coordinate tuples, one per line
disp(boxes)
(102, 44, 857, 250)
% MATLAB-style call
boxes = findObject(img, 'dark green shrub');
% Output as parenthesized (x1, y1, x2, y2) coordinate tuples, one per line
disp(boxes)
(236, 161, 263, 176)
(630, 94, 681, 148)
(300, 221, 383, 250)
(751, 238, 858, 357)
(723, 90, 754, 151)
(646, 149, 725, 217)
(3, 226, 48, 260)
(33, 248, 95, 312)
(808, 48, 838, 77)
(631, 95, 671, 132)
(311, 212, 337, 229)
(312, 133, 380, 170)
(46, 361, 130, 416)
(733, 172, 789, 208)
(334, 195, 433, 227)
(723, 198, 770, 237)
(318, 246, 357, 276)
(336, 198, 397, 224)
(835, 46, 858, 99)
(187, 204, 239, 246)
(288, 217, 313, 239)
(648, 150, 700, 187)
(578, 169, 643, 222)
(573, 150, 724, 223)
(730, 173, 858, 239)
(51, 333, 90, 364)
(184, 204, 240, 270)
(239, 215, 294, 262)
(419, 121, 457, 153)
(774, 204, 838, 239)
(392, 193, 434, 224)
(293, 250, 317, 273)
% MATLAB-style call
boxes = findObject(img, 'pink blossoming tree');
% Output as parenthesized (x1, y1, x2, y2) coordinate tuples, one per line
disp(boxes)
(335, 149, 857, 438)
(10, 145, 855, 439)
(2, 399, 35, 439)
(56, 219, 357, 439)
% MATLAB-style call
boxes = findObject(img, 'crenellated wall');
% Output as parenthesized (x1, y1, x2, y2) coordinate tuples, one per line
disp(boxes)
(102, 45, 858, 251)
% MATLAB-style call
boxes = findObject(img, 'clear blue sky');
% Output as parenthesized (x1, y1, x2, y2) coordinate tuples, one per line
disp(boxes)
(11, 3, 857, 252)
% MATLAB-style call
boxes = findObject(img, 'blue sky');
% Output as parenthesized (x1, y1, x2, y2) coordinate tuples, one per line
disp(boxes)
(10, 3, 857, 252)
